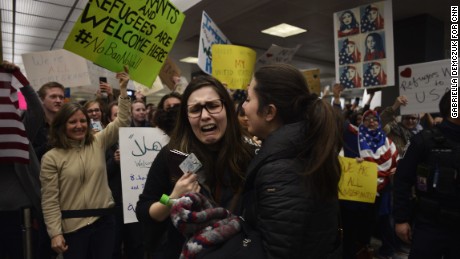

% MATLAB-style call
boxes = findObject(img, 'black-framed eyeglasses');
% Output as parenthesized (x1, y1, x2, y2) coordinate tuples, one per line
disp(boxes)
(187, 99, 224, 118)
(87, 108, 101, 114)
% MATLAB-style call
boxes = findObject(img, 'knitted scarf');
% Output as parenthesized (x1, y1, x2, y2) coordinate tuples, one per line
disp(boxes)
(170, 192, 242, 259)
(0, 68, 30, 164)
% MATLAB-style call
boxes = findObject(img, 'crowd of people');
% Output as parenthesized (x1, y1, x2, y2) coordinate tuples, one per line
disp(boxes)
(1, 58, 458, 259)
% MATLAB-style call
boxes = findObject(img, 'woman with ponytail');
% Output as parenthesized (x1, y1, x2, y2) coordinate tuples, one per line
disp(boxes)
(241, 63, 343, 258)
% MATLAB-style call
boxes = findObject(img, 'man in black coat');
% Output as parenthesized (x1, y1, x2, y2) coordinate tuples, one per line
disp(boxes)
(394, 90, 460, 258)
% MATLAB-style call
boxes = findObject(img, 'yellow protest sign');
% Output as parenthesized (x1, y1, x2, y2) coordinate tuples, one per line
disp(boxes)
(338, 156, 378, 203)
(212, 44, 256, 90)
(302, 69, 321, 95)
(64, 0, 185, 88)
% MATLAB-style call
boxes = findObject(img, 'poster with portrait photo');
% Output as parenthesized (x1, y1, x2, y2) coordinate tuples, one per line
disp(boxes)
(336, 8, 360, 38)
(339, 64, 363, 89)
(363, 31, 386, 61)
(338, 35, 363, 65)
(334, 0, 394, 90)
(363, 60, 387, 88)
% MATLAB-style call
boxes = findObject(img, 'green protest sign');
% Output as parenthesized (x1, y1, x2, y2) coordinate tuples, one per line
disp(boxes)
(64, 0, 185, 87)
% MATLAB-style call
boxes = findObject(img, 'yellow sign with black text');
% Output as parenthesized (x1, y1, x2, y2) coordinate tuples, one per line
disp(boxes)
(338, 156, 378, 203)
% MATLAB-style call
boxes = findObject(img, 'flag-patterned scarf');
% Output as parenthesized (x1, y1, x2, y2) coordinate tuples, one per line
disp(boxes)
(0, 68, 30, 164)
(357, 110, 398, 190)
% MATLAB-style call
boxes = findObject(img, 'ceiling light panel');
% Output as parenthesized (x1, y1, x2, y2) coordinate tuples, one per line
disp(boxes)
(180, 57, 199, 63)
(261, 23, 307, 38)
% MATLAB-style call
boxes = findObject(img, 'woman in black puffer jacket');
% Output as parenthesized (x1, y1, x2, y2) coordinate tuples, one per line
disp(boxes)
(241, 63, 343, 259)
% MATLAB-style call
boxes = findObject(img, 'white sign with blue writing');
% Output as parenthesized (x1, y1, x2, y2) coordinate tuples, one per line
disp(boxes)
(198, 11, 231, 74)
(399, 59, 451, 115)
(119, 127, 170, 223)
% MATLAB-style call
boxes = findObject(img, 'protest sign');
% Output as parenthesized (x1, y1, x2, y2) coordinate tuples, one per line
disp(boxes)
(159, 57, 181, 90)
(198, 11, 231, 74)
(398, 59, 451, 115)
(334, 1, 395, 89)
(212, 44, 256, 90)
(302, 68, 321, 95)
(257, 44, 300, 65)
(22, 49, 91, 89)
(119, 127, 170, 223)
(64, 0, 185, 88)
(338, 156, 378, 203)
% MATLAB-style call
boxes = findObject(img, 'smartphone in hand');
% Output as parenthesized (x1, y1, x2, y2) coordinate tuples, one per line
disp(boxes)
(99, 77, 108, 98)
(90, 119, 103, 131)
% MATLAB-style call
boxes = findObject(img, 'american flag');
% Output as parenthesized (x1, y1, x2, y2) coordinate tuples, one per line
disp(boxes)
(356, 110, 398, 190)
(0, 68, 30, 164)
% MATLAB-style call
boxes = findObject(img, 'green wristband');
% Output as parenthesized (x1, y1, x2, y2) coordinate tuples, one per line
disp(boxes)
(159, 194, 170, 206)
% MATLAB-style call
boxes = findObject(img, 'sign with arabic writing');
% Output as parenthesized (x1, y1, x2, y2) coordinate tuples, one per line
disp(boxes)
(119, 127, 170, 223)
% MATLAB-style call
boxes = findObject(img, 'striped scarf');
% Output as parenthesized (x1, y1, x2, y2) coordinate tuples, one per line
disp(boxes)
(0, 68, 30, 164)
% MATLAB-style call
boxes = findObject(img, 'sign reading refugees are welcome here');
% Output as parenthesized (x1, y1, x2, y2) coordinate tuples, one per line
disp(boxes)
(64, 0, 185, 87)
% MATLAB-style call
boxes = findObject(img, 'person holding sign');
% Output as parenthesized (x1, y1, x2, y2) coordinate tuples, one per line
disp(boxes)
(341, 109, 399, 259)
(394, 91, 460, 259)
(380, 95, 424, 156)
(241, 63, 342, 258)
(136, 76, 256, 259)
(39, 67, 131, 258)
(0, 61, 44, 259)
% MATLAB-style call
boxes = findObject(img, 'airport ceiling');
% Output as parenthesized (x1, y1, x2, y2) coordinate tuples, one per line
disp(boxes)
(0, 0, 453, 84)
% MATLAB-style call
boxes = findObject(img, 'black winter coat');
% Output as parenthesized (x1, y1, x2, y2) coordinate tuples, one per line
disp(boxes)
(242, 122, 341, 259)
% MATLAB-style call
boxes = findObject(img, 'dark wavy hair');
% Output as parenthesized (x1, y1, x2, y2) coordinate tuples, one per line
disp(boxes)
(253, 63, 343, 199)
(158, 92, 182, 110)
(365, 32, 384, 52)
(168, 75, 254, 191)
(49, 102, 94, 149)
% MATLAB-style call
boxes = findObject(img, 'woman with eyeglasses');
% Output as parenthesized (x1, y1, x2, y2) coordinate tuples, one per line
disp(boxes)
(136, 75, 256, 259)
(84, 100, 106, 133)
